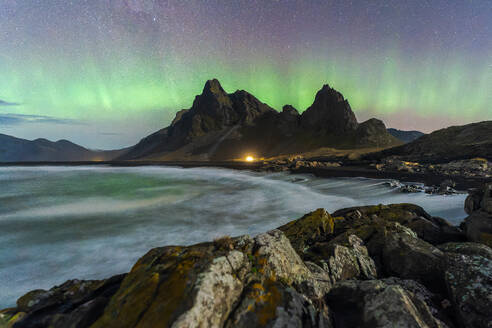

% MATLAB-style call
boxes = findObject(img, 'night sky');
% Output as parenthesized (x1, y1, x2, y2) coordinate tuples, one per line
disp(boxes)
(0, 0, 491, 149)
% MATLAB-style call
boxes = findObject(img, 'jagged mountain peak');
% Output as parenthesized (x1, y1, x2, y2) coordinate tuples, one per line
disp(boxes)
(202, 79, 226, 96)
(300, 84, 358, 134)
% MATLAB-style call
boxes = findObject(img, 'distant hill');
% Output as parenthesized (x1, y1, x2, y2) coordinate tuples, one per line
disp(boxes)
(387, 128, 425, 143)
(0, 134, 126, 162)
(120, 79, 400, 161)
(368, 121, 492, 163)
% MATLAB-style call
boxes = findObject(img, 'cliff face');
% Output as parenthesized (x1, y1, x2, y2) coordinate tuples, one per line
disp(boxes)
(4, 201, 491, 328)
(120, 79, 400, 161)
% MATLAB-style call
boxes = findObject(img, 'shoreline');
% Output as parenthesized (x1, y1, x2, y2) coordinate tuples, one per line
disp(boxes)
(1, 160, 490, 190)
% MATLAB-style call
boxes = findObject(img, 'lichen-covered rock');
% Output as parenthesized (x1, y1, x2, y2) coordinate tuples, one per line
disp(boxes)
(5, 274, 125, 328)
(278, 209, 337, 255)
(225, 279, 332, 328)
(438, 241, 492, 260)
(381, 278, 455, 328)
(6, 202, 490, 328)
(253, 230, 333, 306)
(333, 204, 464, 245)
(253, 230, 312, 285)
(326, 279, 448, 328)
(305, 234, 377, 284)
(444, 253, 492, 328)
(375, 224, 447, 292)
(91, 243, 250, 328)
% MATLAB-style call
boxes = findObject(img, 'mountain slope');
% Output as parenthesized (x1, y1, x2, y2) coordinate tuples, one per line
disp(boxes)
(121, 79, 400, 161)
(387, 128, 425, 143)
(0, 134, 125, 162)
(369, 121, 492, 163)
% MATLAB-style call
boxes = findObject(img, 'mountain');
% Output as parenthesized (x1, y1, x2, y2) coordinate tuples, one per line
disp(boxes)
(121, 79, 400, 161)
(387, 128, 425, 143)
(0, 134, 125, 162)
(369, 121, 492, 163)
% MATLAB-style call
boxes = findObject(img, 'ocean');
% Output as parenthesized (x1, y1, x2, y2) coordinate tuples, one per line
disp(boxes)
(0, 166, 467, 308)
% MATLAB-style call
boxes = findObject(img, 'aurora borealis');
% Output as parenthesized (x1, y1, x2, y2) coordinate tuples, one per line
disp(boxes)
(0, 1, 491, 148)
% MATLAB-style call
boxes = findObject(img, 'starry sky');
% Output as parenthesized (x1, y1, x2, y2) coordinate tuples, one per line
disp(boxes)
(0, 0, 491, 149)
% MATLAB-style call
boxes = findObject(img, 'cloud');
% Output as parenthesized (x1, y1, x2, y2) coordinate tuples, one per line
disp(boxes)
(0, 113, 85, 126)
(0, 99, 20, 107)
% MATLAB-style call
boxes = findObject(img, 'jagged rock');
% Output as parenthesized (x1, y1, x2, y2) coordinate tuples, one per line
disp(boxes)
(381, 278, 455, 327)
(225, 279, 332, 328)
(332, 204, 464, 245)
(444, 253, 492, 328)
(279, 209, 376, 284)
(6, 202, 492, 328)
(374, 224, 447, 292)
(90, 243, 250, 328)
(252, 230, 312, 285)
(278, 208, 337, 255)
(9, 274, 125, 328)
(300, 84, 358, 134)
(325, 279, 448, 328)
(305, 234, 377, 284)
(120, 80, 399, 161)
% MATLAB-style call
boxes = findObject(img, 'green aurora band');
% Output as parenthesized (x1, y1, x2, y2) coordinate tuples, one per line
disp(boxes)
(1, 46, 489, 124)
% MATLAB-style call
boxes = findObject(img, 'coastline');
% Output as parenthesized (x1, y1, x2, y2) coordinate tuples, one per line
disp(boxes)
(1, 160, 490, 191)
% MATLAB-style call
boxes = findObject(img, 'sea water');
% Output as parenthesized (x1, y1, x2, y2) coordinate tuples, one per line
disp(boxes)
(0, 166, 467, 308)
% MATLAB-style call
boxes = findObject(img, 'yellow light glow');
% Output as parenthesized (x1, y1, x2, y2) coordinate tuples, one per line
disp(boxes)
(245, 156, 254, 162)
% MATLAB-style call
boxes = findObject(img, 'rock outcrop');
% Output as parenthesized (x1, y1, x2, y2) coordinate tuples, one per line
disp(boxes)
(463, 183, 492, 247)
(3, 201, 491, 328)
(119, 79, 400, 161)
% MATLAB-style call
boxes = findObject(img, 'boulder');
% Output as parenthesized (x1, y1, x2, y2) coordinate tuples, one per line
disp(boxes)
(444, 253, 492, 328)
(8, 274, 125, 328)
(305, 234, 377, 284)
(225, 279, 332, 328)
(374, 224, 447, 293)
(437, 241, 492, 260)
(91, 243, 250, 328)
(325, 279, 448, 328)
(278, 208, 337, 255)
(463, 183, 492, 247)
(381, 278, 455, 327)
(333, 204, 464, 245)
(463, 211, 492, 247)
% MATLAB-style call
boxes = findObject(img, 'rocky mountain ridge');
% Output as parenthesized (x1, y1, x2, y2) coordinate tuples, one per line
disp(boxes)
(0, 134, 126, 162)
(387, 128, 425, 143)
(369, 121, 492, 163)
(120, 79, 400, 161)
(2, 184, 491, 328)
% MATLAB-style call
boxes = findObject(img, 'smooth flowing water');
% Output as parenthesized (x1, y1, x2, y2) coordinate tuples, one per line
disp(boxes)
(0, 166, 467, 308)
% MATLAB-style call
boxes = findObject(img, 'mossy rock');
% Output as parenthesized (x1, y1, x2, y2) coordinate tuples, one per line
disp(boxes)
(333, 203, 464, 245)
(277, 208, 340, 255)
(225, 279, 331, 328)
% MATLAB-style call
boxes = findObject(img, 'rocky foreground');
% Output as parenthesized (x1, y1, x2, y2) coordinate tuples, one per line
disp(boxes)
(2, 185, 492, 328)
